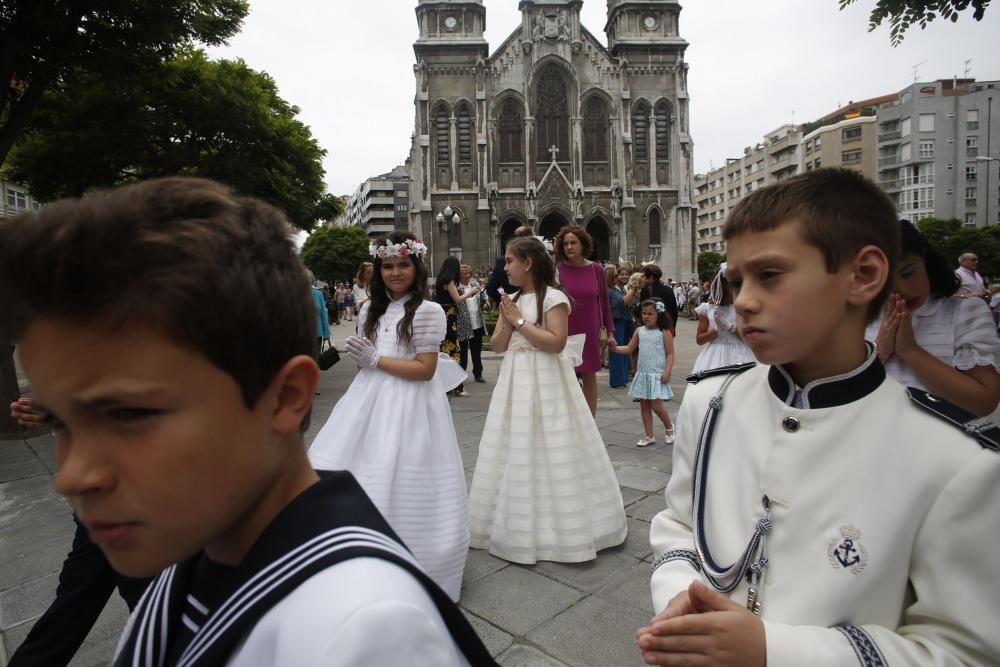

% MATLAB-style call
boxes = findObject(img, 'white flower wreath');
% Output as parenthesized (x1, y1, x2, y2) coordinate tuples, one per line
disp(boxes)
(369, 238, 428, 260)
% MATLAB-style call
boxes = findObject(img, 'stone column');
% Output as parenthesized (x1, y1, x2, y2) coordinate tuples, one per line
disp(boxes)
(525, 115, 535, 184)
(450, 112, 459, 191)
(572, 115, 582, 183)
(648, 115, 657, 188)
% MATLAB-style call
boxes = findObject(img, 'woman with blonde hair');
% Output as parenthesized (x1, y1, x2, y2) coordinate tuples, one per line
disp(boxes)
(352, 261, 373, 311)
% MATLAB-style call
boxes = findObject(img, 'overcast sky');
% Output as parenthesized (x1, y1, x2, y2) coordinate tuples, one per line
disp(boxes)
(207, 1, 1000, 195)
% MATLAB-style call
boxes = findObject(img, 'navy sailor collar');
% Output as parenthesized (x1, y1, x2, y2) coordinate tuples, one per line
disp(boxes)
(767, 343, 885, 409)
(114, 471, 497, 667)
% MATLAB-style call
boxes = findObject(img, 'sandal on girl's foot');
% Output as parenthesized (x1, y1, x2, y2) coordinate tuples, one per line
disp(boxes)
(636, 435, 656, 447)
(664, 429, 675, 445)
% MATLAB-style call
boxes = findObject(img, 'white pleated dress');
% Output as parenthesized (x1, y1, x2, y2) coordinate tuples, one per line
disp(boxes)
(468, 289, 627, 564)
(308, 296, 469, 601)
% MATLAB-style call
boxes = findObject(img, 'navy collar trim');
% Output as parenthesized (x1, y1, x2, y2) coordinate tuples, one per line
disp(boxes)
(767, 343, 884, 409)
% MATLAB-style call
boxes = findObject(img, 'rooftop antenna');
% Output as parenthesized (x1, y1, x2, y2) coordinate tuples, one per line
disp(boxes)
(912, 60, 927, 83)
(964, 59, 972, 77)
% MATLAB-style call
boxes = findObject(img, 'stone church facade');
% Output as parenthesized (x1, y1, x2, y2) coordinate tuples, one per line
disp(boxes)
(408, 0, 695, 279)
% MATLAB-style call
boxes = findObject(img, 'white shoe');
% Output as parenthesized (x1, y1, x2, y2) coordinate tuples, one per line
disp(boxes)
(664, 429, 675, 445)
(636, 436, 655, 447)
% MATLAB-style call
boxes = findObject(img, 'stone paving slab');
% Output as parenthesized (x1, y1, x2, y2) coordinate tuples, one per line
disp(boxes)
(532, 551, 640, 594)
(614, 466, 670, 493)
(526, 596, 650, 667)
(498, 643, 571, 666)
(463, 610, 514, 658)
(460, 566, 586, 637)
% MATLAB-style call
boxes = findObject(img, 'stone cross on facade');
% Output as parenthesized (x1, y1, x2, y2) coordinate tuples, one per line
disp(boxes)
(548, 145, 559, 162)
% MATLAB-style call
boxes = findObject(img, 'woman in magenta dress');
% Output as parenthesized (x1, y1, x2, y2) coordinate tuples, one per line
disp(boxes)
(554, 224, 615, 416)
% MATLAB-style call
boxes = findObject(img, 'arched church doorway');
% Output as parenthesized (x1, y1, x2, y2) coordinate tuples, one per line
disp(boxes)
(586, 217, 611, 262)
(498, 217, 523, 253)
(538, 212, 569, 241)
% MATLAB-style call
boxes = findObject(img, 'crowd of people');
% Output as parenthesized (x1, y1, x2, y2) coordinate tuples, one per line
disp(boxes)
(3, 167, 1000, 666)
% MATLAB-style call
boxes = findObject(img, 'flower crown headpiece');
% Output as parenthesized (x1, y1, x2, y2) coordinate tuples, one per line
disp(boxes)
(654, 301, 666, 313)
(533, 235, 555, 252)
(369, 238, 428, 260)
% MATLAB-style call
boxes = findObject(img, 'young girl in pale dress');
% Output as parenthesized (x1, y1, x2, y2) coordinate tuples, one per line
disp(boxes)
(308, 232, 469, 600)
(468, 237, 627, 564)
(610, 299, 675, 447)
(691, 262, 755, 374)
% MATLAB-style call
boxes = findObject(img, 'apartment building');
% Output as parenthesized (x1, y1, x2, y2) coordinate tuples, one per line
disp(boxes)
(345, 164, 411, 237)
(877, 79, 1000, 227)
(1, 180, 42, 218)
(693, 124, 801, 254)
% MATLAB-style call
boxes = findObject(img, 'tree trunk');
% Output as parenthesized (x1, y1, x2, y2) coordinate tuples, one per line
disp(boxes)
(0, 341, 24, 440)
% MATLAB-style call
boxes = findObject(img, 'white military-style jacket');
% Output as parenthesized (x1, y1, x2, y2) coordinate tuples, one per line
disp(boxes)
(650, 350, 1000, 666)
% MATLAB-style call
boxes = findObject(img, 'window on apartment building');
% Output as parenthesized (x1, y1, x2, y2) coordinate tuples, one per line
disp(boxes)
(967, 109, 979, 130)
(901, 117, 911, 137)
(901, 142, 912, 162)
(842, 149, 862, 164)
(965, 186, 978, 206)
(966, 136, 978, 157)
(395, 190, 407, 197)
(966, 165, 978, 182)
(918, 114, 935, 132)
(6, 188, 26, 210)
(842, 126, 862, 142)
(918, 141, 934, 159)
(814, 136, 822, 148)
(965, 212, 977, 227)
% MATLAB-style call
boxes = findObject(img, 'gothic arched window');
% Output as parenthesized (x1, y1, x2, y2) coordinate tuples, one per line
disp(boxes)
(582, 97, 608, 162)
(648, 207, 662, 246)
(457, 104, 473, 164)
(433, 104, 451, 189)
(632, 101, 651, 186)
(535, 69, 569, 163)
(497, 99, 523, 163)
(654, 100, 672, 185)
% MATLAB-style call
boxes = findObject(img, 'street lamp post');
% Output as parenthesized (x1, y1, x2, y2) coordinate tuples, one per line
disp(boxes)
(976, 156, 999, 227)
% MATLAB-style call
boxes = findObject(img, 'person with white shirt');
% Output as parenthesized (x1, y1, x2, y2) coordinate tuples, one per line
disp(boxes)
(954, 252, 988, 298)
(459, 264, 486, 383)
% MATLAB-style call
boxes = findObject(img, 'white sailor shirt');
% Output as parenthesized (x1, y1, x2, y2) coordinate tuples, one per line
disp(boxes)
(650, 350, 1000, 666)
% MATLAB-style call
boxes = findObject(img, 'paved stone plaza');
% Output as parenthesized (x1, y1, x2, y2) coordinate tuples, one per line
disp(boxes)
(1, 317, 706, 666)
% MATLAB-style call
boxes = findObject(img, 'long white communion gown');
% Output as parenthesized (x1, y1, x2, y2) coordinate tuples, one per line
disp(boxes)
(308, 295, 469, 601)
(468, 288, 627, 564)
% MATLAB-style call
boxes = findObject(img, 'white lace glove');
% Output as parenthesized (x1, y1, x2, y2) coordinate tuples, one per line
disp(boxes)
(345, 336, 381, 369)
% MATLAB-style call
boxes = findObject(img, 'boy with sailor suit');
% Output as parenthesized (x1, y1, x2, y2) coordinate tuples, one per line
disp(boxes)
(639, 169, 1000, 666)
(0, 178, 495, 667)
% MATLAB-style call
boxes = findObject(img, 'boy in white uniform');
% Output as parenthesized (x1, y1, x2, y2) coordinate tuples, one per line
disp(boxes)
(640, 168, 1000, 666)
(0, 178, 494, 667)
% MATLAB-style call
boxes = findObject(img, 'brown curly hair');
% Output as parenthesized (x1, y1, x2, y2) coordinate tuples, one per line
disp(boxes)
(554, 224, 593, 262)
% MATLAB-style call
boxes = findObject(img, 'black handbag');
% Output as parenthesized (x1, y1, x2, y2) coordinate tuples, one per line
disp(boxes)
(318, 340, 340, 371)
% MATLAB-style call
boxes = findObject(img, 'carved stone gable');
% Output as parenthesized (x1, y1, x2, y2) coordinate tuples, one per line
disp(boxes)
(537, 162, 573, 207)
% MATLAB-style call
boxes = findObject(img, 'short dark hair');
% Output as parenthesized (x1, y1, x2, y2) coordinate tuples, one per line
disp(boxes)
(554, 224, 593, 262)
(0, 177, 313, 410)
(641, 264, 663, 282)
(899, 220, 961, 298)
(723, 168, 899, 320)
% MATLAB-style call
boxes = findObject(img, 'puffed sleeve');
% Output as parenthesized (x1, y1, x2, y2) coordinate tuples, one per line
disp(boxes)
(543, 288, 571, 315)
(951, 296, 1000, 372)
(649, 385, 707, 611)
(410, 302, 446, 354)
(761, 450, 1000, 666)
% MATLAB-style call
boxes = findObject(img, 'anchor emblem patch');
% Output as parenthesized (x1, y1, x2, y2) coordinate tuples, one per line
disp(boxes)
(827, 525, 868, 575)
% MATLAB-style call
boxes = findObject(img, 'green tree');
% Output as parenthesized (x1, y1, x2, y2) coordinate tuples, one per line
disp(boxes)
(697, 251, 726, 282)
(0, 0, 248, 166)
(916, 216, 961, 250)
(8, 49, 326, 230)
(301, 226, 371, 285)
(314, 193, 348, 224)
(839, 0, 991, 45)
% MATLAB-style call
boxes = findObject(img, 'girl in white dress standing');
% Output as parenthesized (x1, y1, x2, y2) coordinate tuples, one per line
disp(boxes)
(468, 236, 627, 564)
(609, 299, 676, 447)
(308, 232, 469, 601)
(690, 262, 756, 375)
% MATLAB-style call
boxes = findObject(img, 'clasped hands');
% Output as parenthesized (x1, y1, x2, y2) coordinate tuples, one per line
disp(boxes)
(636, 581, 765, 666)
(498, 293, 524, 328)
(875, 293, 917, 362)
(344, 336, 381, 369)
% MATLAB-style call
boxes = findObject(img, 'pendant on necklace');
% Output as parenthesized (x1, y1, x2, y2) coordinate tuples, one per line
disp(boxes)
(384, 326, 389, 332)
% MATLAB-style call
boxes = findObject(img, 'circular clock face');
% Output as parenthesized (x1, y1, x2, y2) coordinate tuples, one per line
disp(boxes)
(444, 16, 458, 31)
(643, 15, 657, 30)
